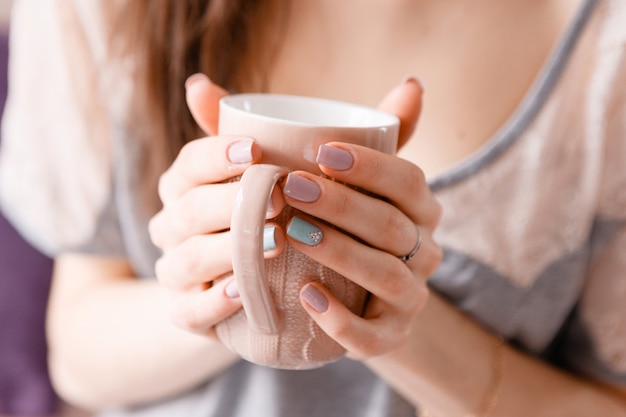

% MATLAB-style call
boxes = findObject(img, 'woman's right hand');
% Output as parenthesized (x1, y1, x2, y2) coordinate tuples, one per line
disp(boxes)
(148, 74, 285, 337)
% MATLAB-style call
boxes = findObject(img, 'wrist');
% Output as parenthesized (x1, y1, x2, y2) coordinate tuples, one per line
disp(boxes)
(365, 293, 503, 416)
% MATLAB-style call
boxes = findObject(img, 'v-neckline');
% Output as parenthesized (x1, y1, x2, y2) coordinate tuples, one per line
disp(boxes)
(428, 0, 599, 193)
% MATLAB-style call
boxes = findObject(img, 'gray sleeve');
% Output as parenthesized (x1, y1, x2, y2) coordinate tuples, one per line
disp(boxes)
(558, 220, 626, 387)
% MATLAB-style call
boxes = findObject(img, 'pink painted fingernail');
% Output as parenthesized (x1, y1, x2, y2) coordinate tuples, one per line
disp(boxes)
(301, 284, 328, 313)
(401, 76, 423, 91)
(185, 73, 209, 90)
(227, 138, 254, 164)
(225, 280, 240, 298)
(283, 173, 321, 202)
(316, 145, 353, 170)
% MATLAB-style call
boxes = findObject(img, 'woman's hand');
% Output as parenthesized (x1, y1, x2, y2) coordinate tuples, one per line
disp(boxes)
(148, 74, 285, 337)
(282, 78, 443, 359)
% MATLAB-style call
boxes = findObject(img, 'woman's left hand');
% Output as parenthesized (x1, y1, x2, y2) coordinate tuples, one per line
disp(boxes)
(282, 78, 443, 359)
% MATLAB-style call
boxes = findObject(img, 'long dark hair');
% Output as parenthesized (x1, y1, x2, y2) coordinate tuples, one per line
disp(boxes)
(110, 0, 286, 211)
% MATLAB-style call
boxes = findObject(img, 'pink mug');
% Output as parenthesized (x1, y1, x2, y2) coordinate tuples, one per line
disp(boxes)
(215, 94, 399, 369)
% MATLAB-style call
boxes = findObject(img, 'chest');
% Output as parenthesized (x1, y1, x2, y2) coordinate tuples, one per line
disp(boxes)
(265, 0, 580, 179)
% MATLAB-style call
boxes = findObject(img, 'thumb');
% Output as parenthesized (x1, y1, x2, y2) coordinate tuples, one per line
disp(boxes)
(185, 73, 229, 136)
(377, 77, 424, 150)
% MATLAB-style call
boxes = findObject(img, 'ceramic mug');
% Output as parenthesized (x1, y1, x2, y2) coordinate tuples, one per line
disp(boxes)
(215, 94, 399, 369)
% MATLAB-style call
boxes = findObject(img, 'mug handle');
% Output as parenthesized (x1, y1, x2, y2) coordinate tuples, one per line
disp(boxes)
(231, 164, 289, 334)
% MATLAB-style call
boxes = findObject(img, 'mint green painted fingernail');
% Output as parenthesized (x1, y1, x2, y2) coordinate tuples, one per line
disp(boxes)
(287, 216, 323, 246)
(264, 225, 277, 251)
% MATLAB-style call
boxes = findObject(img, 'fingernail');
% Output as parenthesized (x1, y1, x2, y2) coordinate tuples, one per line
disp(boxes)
(185, 73, 209, 90)
(225, 279, 240, 298)
(227, 138, 254, 164)
(316, 145, 353, 170)
(287, 216, 323, 246)
(264, 225, 277, 251)
(301, 284, 329, 313)
(401, 76, 424, 92)
(283, 173, 321, 202)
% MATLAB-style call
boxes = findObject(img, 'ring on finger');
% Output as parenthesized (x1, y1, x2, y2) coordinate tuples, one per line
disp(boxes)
(398, 226, 422, 263)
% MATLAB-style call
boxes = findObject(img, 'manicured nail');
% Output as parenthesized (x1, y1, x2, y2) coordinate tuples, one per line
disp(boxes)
(264, 225, 277, 251)
(283, 173, 321, 202)
(185, 73, 209, 90)
(225, 279, 240, 298)
(227, 138, 254, 164)
(287, 216, 323, 246)
(301, 284, 329, 313)
(316, 145, 353, 170)
(401, 76, 424, 92)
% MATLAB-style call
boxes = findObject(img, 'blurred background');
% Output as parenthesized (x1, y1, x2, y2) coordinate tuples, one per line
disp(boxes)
(0, 1, 9, 29)
(0, 1, 89, 416)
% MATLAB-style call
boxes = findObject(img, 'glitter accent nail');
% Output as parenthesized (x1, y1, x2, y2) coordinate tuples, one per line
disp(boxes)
(287, 216, 323, 246)
(308, 230, 323, 245)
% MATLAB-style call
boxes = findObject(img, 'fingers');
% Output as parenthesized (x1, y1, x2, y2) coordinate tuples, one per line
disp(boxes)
(155, 224, 285, 290)
(283, 172, 416, 258)
(168, 277, 243, 335)
(150, 181, 284, 249)
(376, 77, 423, 149)
(156, 225, 285, 334)
(282, 135, 441, 359)
(185, 73, 228, 136)
(289, 215, 439, 358)
(157, 136, 262, 205)
(315, 143, 442, 229)
(286, 215, 439, 305)
(299, 282, 428, 359)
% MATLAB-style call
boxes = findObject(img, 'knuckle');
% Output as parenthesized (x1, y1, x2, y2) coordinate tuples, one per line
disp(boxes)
(176, 237, 203, 277)
(403, 164, 427, 196)
(177, 141, 196, 167)
(327, 314, 354, 342)
(154, 256, 172, 286)
(394, 324, 412, 348)
(432, 199, 444, 225)
(148, 215, 163, 248)
(425, 241, 444, 277)
(173, 200, 196, 235)
(400, 287, 425, 320)
(381, 210, 409, 246)
(415, 284, 430, 314)
(157, 170, 171, 202)
(155, 242, 199, 290)
(382, 260, 413, 299)
(154, 255, 181, 290)
(357, 329, 395, 358)
(365, 334, 388, 357)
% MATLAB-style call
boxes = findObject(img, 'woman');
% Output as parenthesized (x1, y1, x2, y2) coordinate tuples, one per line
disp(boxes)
(1, 0, 625, 415)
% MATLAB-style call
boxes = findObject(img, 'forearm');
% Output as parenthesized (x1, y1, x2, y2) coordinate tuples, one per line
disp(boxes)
(366, 293, 626, 416)
(47, 255, 238, 410)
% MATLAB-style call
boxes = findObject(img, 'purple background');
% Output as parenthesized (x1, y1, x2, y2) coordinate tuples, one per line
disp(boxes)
(0, 30, 58, 415)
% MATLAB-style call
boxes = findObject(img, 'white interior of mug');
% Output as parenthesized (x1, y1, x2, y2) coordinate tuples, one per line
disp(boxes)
(220, 94, 399, 128)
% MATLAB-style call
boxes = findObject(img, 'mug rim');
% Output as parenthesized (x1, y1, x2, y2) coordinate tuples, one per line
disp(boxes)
(220, 93, 400, 129)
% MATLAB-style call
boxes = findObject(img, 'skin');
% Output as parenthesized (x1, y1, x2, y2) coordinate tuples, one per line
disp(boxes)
(47, 0, 626, 414)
